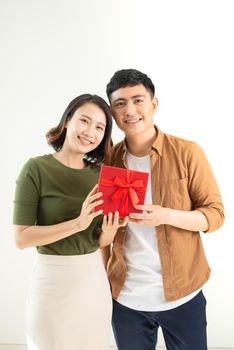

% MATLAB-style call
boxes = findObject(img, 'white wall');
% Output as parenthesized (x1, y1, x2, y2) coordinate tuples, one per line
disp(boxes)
(0, 0, 233, 347)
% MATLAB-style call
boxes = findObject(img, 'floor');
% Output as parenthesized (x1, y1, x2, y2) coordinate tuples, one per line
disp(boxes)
(0, 345, 233, 350)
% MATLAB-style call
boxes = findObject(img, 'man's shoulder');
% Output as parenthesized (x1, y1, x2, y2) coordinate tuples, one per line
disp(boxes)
(163, 132, 199, 150)
(112, 140, 125, 153)
(109, 140, 125, 166)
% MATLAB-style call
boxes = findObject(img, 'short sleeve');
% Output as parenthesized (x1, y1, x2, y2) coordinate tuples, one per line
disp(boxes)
(13, 159, 40, 225)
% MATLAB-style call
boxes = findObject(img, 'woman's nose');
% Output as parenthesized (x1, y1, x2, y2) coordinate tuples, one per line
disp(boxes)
(83, 125, 94, 138)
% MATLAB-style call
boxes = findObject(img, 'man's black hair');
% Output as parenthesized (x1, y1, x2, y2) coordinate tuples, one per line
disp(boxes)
(106, 69, 155, 101)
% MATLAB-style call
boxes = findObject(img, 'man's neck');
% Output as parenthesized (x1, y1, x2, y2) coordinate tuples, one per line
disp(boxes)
(125, 126, 157, 157)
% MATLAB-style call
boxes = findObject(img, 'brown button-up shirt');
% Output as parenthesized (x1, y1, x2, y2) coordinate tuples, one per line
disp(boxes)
(107, 126, 224, 301)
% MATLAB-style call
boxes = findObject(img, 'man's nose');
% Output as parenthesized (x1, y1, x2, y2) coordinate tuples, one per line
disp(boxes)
(125, 102, 136, 116)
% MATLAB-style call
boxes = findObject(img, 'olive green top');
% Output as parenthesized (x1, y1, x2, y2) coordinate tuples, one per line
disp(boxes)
(13, 154, 102, 255)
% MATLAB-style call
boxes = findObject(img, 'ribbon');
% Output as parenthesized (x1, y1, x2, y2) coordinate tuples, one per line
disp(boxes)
(100, 169, 146, 217)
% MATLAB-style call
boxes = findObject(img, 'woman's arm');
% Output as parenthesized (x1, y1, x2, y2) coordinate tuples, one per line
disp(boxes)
(14, 185, 103, 249)
(14, 218, 81, 249)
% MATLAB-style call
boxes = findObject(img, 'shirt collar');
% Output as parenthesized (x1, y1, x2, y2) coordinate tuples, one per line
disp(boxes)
(121, 125, 164, 158)
(151, 125, 164, 156)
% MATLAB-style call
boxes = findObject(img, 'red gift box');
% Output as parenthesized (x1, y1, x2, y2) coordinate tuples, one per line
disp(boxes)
(95, 165, 149, 218)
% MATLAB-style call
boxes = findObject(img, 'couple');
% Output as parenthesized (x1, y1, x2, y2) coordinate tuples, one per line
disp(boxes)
(13, 69, 224, 350)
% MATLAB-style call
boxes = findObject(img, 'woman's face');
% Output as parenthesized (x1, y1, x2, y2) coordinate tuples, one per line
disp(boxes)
(64, 102, 107, 155)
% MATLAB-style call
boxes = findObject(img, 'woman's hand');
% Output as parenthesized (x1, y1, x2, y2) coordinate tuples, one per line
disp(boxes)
(14, 185, 103, 249)
(99, 211, 128, 247)
(76, 184, 103, 231)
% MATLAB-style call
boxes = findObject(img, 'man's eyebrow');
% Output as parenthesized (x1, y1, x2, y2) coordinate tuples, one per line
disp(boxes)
(112, 98, 126, 102)
(131, 94, 146, 99)
(113, 94, 146, 102)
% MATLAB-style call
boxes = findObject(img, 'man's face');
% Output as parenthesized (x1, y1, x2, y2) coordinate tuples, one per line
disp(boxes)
(110, 84, 158, 137)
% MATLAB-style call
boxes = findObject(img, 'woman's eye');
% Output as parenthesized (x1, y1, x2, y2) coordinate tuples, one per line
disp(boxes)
(80, 118, 88, 123)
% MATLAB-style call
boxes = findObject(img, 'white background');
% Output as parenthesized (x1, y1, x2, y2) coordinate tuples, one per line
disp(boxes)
(0, 0, 233, 348)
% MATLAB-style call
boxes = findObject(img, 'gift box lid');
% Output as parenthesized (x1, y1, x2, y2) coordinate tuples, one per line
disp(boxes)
(95, 165, 149, 218)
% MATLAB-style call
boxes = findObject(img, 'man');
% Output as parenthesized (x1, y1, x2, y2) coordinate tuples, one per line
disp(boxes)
(104, 69, 224, 350)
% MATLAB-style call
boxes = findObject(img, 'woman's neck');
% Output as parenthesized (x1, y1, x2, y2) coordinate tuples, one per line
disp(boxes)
(53, 149, 86, 169)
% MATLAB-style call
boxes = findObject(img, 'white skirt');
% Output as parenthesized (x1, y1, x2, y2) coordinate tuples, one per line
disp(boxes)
(26, 250, 112, 350)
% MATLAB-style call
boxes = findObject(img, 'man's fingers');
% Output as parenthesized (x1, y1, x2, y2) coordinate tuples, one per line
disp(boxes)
(134, 204, 147, 210)
(129, 218, 143, 224)
(129, 213, 149, 219)
(134, 204, 152, 212)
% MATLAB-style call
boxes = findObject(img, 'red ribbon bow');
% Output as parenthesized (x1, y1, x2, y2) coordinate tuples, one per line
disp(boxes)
(100, 169, 146, 217)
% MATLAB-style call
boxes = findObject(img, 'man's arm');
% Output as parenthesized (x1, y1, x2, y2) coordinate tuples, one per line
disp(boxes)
(130, 142, 224, 233)
(129, 205, 208, 232)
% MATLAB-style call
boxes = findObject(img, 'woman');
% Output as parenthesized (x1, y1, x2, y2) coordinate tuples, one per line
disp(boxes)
(13, 94, 127, 350)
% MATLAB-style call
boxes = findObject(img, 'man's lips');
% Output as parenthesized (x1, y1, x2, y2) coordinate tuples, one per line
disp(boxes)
(123, 117, 143, 123)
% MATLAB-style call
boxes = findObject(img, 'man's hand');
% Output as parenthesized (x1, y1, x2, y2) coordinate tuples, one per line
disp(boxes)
(130, 204, 209, 232)
(129, 204, 168, 226)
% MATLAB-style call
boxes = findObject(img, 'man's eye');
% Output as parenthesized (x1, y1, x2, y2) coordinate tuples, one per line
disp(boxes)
(135, 99, 144, 104)
(115, 102, 125, 108)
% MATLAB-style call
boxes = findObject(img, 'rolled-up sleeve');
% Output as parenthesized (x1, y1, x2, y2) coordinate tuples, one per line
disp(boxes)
(187, 142, 224, 233)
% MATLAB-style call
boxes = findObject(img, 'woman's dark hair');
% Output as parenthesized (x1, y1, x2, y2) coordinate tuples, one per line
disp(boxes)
(106, 69, 155, 102)
(46, 94, 112, 165)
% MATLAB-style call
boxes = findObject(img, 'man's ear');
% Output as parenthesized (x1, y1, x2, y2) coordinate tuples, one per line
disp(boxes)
(152, 97, 159, 113)
(110, 105, 116, 118)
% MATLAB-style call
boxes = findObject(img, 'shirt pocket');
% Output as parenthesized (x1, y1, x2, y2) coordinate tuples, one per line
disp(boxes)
(160, 177, 192, 210)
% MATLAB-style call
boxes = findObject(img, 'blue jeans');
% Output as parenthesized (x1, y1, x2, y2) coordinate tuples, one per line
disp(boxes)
(112, 290, 207, 350)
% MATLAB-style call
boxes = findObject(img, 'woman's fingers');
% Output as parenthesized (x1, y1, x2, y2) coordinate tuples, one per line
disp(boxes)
(103, 214, 107, 226)
(86, 184, 98, 197)
(86, 192, 103, 204)
(113, 211, 119, 226)
(120, 216, 129, 227)
(103, 212, 128, 228)
(88, 199, 103, 211)
(90, 209, 103, 219)
(83, 190, 103, 211)
(84, 184, 102, 202)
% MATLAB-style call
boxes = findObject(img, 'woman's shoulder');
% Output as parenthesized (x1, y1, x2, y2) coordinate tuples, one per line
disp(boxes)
(19, 154, 52, 175)
(30, 154, 52, 164)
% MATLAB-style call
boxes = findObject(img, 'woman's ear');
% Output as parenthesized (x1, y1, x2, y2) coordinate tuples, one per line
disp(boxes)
(64, 118, 70, 129)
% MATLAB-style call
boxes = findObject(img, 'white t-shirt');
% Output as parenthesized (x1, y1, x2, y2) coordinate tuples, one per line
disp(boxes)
(117, 151, 200, 311)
